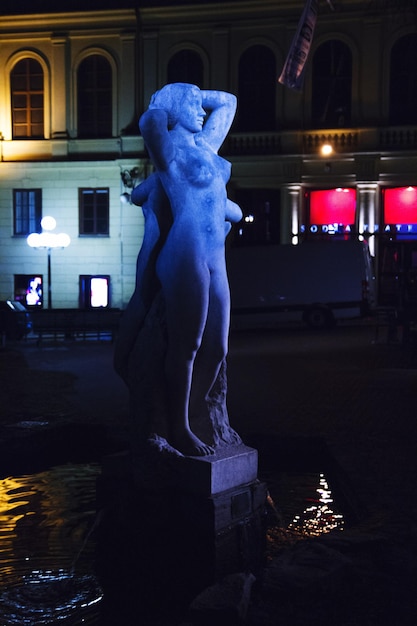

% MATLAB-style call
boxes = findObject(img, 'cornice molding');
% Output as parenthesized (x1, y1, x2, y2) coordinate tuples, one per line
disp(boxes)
(0, 9, 137, 35)
(138, 0, 416, 26)
(138, 0, 300, 25)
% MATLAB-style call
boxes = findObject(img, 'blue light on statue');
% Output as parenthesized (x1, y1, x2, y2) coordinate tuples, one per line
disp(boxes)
(115, 83, 243, 457)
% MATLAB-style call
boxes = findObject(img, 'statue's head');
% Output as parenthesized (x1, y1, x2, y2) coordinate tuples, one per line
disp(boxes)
(149, 83, 200, 129)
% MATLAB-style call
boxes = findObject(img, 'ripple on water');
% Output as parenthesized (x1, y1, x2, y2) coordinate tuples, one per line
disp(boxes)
(0, 461, 346, 624)
(0, 463, 103, 625)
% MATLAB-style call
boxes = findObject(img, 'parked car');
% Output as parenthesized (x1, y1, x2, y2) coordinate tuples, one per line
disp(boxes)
(0, 300, 33, 340)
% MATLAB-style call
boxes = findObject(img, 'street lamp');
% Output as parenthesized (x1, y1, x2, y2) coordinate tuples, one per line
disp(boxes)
(27, 216, 70, 309)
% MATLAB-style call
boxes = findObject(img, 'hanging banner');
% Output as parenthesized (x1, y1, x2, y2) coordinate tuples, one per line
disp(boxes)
(278, 0, 319, 90)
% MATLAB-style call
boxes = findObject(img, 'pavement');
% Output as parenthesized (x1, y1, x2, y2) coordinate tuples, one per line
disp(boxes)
(226, 322, 417, 626)
(1, 321, 416, 625)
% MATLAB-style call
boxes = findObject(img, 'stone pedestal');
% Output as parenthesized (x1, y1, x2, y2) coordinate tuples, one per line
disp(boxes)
(181, 444, 258, 495)
(96, 446, 266, 622)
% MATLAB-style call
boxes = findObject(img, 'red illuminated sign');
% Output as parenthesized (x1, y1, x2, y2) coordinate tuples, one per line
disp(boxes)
(384, 187, 417, 224)
(310, 188, 356, 225)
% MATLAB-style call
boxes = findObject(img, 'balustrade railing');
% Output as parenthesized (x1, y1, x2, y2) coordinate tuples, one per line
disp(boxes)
(225, 125, 417, 157)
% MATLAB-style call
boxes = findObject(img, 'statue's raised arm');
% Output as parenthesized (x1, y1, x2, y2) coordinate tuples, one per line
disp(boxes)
(198, 90, 237, 153)
(139, 85, 236, 168)
(127, 83, 242, 457)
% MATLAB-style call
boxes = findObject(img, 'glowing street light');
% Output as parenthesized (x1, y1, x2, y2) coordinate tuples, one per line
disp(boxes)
(27, 216, 70, 309)
(320, 143, 333, 157)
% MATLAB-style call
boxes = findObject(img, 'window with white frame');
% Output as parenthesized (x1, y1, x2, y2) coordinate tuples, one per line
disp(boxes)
(11, 58, 44, 139)
(13, 189, 42, 236)
(79, 188, 109, 235)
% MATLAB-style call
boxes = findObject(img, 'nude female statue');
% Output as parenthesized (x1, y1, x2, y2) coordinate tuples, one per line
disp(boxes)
(139, 83, 242, 457)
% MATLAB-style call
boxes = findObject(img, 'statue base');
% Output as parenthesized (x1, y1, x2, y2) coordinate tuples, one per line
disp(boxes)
(96, 447, 266, 622)
(181, 444, 258, 495)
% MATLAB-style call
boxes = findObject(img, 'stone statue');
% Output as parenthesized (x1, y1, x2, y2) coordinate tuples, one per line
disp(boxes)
(115, 83, 242, 458)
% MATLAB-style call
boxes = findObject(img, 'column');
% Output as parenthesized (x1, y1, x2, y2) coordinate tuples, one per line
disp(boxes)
(119, 33, 137, 133)
(51, 35, 68, 139)
(281, 185, 302, 245)
(212, 27, 229, 90)
(141, 30, 159, 112)
(357, 184, 378, 256)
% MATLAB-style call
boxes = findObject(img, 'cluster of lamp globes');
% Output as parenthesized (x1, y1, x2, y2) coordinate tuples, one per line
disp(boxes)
(27, 216, 70, 250)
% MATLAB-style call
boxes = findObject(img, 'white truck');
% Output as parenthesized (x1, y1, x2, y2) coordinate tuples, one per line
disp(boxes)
(227, 240, 376, 328)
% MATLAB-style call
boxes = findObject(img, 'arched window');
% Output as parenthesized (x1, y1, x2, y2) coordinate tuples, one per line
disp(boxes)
(311, 40, 352, 128)
(237, 45, 276, 132)
(77, 55, 112, 138)
(167, 49, 204, 87)
(11, 58, 44, 139)
(389, 34, 417, 125)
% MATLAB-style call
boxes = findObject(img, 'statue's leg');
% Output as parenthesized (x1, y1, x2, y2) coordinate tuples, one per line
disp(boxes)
(162, 263, 214, 456)
(189, 268, 230, 418)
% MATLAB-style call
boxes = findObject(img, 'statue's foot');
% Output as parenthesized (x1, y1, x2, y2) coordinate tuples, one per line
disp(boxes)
(171, 429, 214, 457)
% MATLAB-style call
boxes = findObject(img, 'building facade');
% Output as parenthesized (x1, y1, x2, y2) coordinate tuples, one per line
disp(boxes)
(0, 7, 144, 309)
(0, 0, 417, 309)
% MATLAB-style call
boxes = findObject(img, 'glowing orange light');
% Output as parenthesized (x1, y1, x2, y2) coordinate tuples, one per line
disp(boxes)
(320, 143, 333, 157)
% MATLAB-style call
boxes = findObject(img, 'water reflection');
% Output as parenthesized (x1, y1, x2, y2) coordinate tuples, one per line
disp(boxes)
(288, 473, 344, 536)
(0, 462, 346, 624)
(264, 471, 345, 555)
(0, 464, 102, 625)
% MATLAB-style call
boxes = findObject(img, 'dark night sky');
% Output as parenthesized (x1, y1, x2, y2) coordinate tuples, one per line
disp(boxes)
(0, 0, 240, 15)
